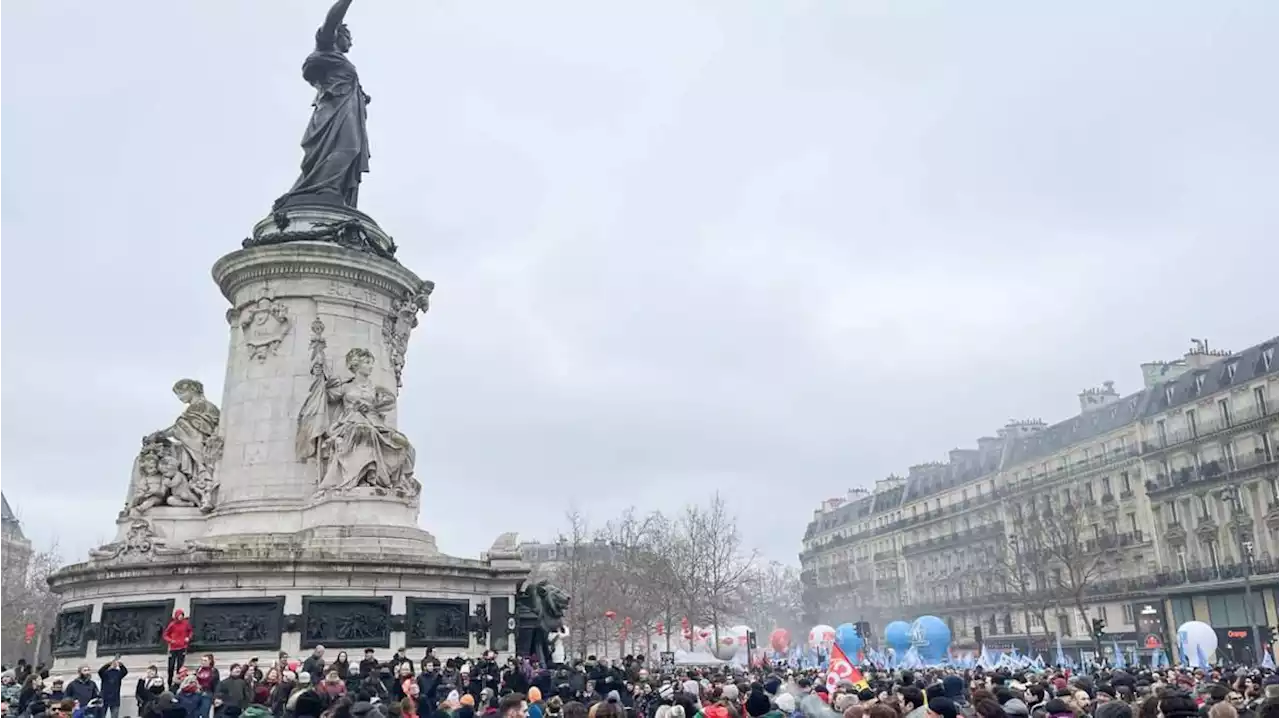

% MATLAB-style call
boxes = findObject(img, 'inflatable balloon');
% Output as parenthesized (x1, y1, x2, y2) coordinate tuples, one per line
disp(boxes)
(885, 621, 912, 652)
(809, 624, 836, 650)
(705, 626, 740, 660)
(909, 616, 952, 662)
(1176, 621, 1218, 665)
(770, 628, 791, 653)
(836, 622, 864, 658)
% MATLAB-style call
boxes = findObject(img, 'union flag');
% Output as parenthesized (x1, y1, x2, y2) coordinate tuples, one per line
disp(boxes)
(825, 643, 869, 694)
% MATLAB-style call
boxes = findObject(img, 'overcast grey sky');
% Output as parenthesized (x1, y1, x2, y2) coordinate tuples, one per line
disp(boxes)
(2, 1, 1276, 564)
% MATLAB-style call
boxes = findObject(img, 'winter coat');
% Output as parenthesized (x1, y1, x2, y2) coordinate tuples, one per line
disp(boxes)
(176, 690, 211, 718)
(66, 677, 101, 707)
(216, 678, 252, 709)
(268, 683, 294, 718)
(195, 668, 220, 695)
(98, 665, 128, 707)
(301, 657, 325, 681)
(137, 677, 167, 712)
(163, 618, 194, 652)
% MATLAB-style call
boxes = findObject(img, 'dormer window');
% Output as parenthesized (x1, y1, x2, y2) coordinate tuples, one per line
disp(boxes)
(1264, 347, 1275, 371)
(1227, 362, 1238, 381)
(1165, 386, 1175, 405)
(1195, 374, 1205, 393)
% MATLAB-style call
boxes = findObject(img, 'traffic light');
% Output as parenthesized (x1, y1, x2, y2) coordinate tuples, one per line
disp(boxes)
(1091, 618, 1106, 639)
(974, 625, 984, 645)
(856, 621, 872, 644)
(1260, 625, 1276, 647)
(747, 630, 758, 651)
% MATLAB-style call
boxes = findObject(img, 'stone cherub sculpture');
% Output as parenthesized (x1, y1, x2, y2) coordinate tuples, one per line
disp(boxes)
(126, 379, 222, 516)
(297, 322, 419, 498)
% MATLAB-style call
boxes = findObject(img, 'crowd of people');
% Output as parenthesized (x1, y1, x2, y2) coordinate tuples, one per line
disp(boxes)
(4, 648, 1278, 718)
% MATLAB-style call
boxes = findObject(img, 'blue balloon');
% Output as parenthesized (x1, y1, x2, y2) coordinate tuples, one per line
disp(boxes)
(909, 616, 952, 662)
(835, 622, 863, 657)
(884, 621, 912, 652)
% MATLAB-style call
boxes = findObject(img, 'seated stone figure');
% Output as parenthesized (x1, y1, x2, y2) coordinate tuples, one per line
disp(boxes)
(124, 379, 223, 517)
(298, 347, 418, 497)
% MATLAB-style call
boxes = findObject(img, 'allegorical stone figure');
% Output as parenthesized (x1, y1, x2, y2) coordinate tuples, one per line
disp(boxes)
(275, 0, 371, 210)
(128, 379, 222, 516)
(298, 345, 418, 496)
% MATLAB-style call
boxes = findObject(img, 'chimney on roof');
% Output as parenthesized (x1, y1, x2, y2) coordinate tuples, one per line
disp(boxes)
(1184, 338, 1232, 370)
(1078, 380, 1120, 413)
(1140, 359, 1188, 388)
(999, 419, 1046, 438)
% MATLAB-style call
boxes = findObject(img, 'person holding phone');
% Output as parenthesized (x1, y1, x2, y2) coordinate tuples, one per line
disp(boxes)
(97, 658, 127, 718)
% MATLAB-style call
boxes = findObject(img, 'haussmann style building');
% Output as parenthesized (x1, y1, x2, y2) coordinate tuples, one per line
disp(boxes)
(799, 338, 1279, 666)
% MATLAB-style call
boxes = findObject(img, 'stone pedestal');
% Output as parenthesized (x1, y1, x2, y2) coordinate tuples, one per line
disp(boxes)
(48, 209, 530, 697)
(209, 240, 428, 523)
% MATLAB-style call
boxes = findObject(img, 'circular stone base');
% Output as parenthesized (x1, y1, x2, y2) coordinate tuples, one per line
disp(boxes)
(244, 204, 398, 260)
(48, 543, 528, 704)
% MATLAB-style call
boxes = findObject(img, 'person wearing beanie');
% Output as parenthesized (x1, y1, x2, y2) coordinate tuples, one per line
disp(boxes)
(1042, 698, 1074, 718)
(745, 690, 776, 718)
(927, 698, 958, 718)
(294, 689, 326, 718)
(763, 680, 782, 699)
(1095, 702, 1130, 718)
(1002, 699, 1029, 717)
(1158, 695, 1200, 718)
(528, 687, 545, 718)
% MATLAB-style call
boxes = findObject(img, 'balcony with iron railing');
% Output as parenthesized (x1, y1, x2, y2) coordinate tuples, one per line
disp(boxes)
(1142, 401, 1278, 456)
(1004, 446, 1142, 497)
(1083, 529, 1148, 553)
(1144, 449, 1277, 497)
(902, 557, 1280, 613)
(902, 521, 1006, 556)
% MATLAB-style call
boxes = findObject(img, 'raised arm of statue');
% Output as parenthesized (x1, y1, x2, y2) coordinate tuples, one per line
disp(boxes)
(318, 0, 355, 45)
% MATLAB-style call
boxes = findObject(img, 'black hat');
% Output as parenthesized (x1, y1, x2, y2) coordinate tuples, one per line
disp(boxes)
(928, 697, 958, 718)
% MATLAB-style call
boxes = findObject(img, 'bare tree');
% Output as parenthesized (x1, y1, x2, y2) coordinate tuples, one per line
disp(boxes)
(675, 493, 757, 648)
(1, 544, 63, 665)
(1026, 499, 1112, 653)
(538, 494, 767, 656)
(594, 508, 668, 657)
(534, 509, 612, 659)
(739, 561, 805, 634)
(997, 520, 1057, 650)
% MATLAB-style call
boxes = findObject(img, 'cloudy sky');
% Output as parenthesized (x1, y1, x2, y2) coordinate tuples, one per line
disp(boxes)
(2, 1, 1275, 565)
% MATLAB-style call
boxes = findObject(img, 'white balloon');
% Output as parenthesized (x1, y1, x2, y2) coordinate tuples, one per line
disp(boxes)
(730, 625, 752, 646)
(809, 624, 836, 649)
(1176, 621, 1218, 665)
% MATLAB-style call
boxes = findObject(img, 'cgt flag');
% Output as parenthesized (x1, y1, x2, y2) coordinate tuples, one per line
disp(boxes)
(825, 643, 869, 694)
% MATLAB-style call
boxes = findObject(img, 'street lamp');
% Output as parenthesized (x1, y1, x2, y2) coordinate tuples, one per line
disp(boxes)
(1219, 485, 1264, 664)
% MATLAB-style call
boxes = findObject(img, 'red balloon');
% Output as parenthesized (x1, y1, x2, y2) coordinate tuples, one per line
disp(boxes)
(656, 621, 665, 635)
(604, 610, 617, 620)
(699, 629, 710, 638)
(770, 628, 790, 653)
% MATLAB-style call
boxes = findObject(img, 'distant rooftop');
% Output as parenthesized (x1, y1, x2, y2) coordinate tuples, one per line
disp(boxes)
(1, 492, 27, 541)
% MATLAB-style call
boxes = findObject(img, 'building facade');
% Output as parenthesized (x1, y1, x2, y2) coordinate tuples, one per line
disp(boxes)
(0, 491, 33, 575)
(800, 338, 1279, 664)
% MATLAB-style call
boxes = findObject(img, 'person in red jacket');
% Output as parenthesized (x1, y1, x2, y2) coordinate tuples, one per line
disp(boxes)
(162, 609, 194, 686)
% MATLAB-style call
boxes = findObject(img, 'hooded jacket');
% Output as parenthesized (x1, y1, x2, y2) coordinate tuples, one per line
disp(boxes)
(163, 612, 194, 652)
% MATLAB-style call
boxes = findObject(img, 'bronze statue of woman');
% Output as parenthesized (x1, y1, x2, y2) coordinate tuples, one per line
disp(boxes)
(275, 0, 371, 211)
